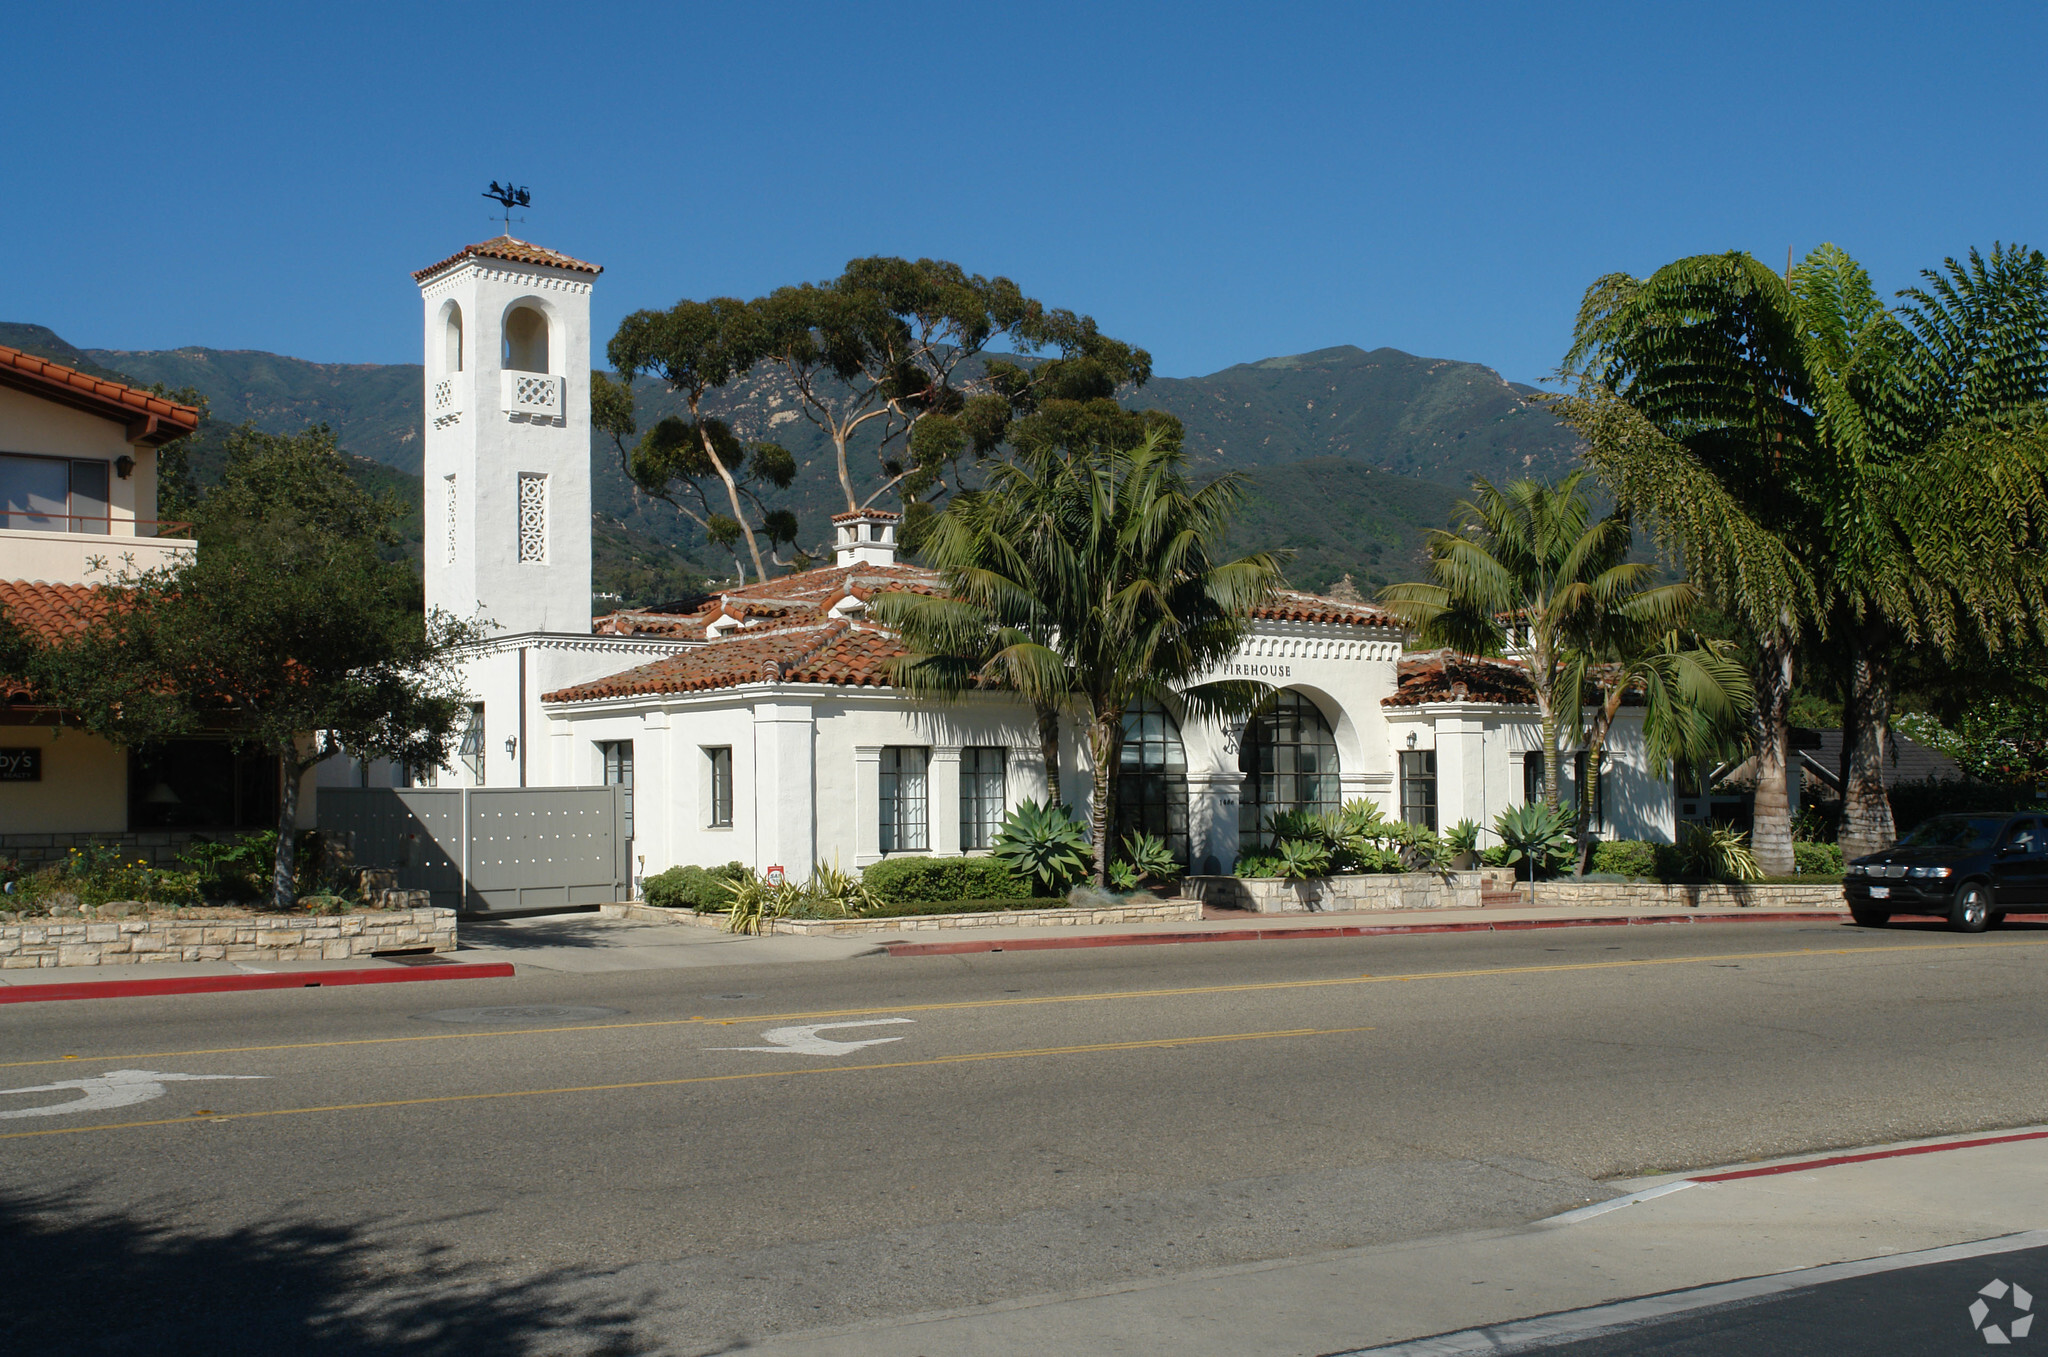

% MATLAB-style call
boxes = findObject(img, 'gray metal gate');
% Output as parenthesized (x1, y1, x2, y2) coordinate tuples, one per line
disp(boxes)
(319, 786, 627, 914)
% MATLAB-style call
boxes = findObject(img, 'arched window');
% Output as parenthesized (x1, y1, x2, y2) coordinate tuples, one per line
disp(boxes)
(1239, 690, 1341, 848)
(1115, 696, 1189, 865)
(442, 302, 464, 373)
(503, 305, 550, 373)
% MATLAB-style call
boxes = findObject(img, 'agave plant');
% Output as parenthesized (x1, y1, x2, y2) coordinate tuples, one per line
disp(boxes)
(1121, 831, 1181, 888)
(1494, 802, 1578, 901)
(991, 798, 1093, 895)
(1444, 819, 1482, 857)
(1272, 837, 1333, 881)
(722, 871, 802, 935)
(801, 862, 880, 918)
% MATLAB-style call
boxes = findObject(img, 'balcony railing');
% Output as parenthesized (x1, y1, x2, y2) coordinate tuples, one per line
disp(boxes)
(501, 371, 562, 419)
(0, 514, 195, 537)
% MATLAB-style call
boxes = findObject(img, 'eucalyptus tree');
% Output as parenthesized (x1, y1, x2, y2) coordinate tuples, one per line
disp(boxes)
(1558, 244, 2048, 866)
(602, 299, 798, 583)
(872, 429, 1283, 886)
(752, 258, 1152, 523)
(1379, 472, 1723, 840)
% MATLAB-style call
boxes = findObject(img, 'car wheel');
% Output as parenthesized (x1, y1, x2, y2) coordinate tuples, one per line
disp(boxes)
(1849, 904, 1890, 928)
(1950, 882, 1992, 934)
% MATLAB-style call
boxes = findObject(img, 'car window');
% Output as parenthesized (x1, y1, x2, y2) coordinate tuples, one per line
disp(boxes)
(1896, 816, 2007, 852)
(2006, 819, 2042, 854)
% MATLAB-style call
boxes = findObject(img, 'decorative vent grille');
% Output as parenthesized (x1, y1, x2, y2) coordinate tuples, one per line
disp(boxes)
(431, 377, 462, 428)
(443, 474, 457, 565)
(501, 371, 562, 417)
(518, 473, 548, 563)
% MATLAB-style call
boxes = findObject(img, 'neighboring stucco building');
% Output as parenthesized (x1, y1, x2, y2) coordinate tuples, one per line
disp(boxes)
(0, 346, 226, 863)
(397, 233, 1678, 881)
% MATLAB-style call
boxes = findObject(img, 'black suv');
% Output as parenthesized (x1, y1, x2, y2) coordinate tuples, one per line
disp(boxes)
(1844, 812, 2046, 932)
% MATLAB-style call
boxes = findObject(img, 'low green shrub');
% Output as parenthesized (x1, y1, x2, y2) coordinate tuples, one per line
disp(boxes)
(1589, 840, 1661, 880)
(5, 845, 203, 913)
(642, 861, 750, 912)
(1793, 841, 1844, 875)
(861, 856, 1027, 904)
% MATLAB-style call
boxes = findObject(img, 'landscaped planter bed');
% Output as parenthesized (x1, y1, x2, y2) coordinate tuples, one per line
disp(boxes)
(612, 897, 1202, 935)
(0, 905, 456, 968)
(1184, 872, 1486, 914)
(1481, 881, 1847, 910)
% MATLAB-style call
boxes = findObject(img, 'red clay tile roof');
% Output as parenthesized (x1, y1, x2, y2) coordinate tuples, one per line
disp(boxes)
(411, 235, 603, 282)
(564, 561, 1400, 703)
(829, 508, 901, 522)
(0, 581, 125, 705)
(1382, 650, 1537, 707)
(542, 621, 907, 702)
(1252, 589, 1398, 629)
(0, 346, 201, 446)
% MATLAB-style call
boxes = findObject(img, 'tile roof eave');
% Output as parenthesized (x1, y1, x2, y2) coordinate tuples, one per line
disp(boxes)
(0, 345, 202, 444)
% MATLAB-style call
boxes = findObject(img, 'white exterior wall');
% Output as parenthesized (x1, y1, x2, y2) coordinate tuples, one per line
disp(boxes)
(1384, 704, 1677, 846)
(0, 384, 189, 586)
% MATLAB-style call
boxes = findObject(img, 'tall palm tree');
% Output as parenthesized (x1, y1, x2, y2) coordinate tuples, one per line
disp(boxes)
(874, 429, 1283, 886)
(1380, 473, 1741, 870)
(1559, 245, 2048, 867)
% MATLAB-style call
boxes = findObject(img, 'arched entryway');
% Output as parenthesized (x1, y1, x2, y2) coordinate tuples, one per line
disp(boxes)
(1115, 695, 1189, 864)
(1238, 689, 1341, 848)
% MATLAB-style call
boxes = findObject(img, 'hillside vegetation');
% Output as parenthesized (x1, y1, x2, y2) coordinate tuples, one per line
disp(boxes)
(2, 322, 1581, 603)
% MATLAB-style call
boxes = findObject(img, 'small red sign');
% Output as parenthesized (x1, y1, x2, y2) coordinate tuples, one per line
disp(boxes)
(765, 865, 786, 886)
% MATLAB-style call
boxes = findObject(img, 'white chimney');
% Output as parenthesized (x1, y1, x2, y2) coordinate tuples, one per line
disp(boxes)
(832, 509, 900, 567)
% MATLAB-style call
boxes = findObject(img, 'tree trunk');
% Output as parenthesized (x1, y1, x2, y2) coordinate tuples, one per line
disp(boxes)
(689, 398, 768, 582)
(1838, 622, 1896, 862)
(1085, 709, 1122, 888)
(271, 756, 303, 913)
(1576, 691, 1623, 876)
(1750, 632, 1797, 876)
(1036, 701, 1062, 808)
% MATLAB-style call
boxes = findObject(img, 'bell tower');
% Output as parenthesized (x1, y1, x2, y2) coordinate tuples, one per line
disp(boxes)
(413, 235, 601, 635)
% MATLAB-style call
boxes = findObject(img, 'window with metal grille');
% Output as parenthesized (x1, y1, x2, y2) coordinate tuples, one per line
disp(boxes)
(599, 740, 634, 837)
(959, 747, 1007, 850)
(879, 747, 929, 853)
(1399, 749, 1437, 830)
(1524, 751, 1601, 825)
(706, 746, 732, 827)
(1238, 691, 1342, 848)
(1116, 696, 1189, 865)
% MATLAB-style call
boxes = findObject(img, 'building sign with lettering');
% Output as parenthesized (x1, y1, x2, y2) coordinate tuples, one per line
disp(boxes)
(1227, 662, 1293, 679)
(0, 748, 41, 782)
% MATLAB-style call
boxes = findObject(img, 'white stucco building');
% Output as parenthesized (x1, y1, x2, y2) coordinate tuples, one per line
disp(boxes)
(400, 234, 1678, 880)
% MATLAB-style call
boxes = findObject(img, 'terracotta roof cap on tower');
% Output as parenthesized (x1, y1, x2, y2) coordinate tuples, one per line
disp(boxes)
(829, 508, 901, 523)
(0, 346, 201, 446)
(411, 235, 603, 283)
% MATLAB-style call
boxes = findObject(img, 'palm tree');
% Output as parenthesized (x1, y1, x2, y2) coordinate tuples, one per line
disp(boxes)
(1379, 473, 1732, 872)
(1559, 245, 2048, 867)
(874, 429, 1283, 886)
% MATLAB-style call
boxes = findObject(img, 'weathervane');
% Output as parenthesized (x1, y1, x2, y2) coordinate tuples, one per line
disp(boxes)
(484, 181, 530, 232)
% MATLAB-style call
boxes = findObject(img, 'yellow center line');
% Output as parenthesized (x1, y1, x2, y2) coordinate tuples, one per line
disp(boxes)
(0, 1024, 1374, 1141)
(5, 934, 2039, 1072)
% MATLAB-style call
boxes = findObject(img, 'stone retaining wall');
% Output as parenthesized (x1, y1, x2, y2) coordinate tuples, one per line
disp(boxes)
(1183, 873, 1486, 914)
(613, 899, 1202, 935)
(0, 907, 456, 968)
(1493, 881, 1846, 910)
(0, 829, 218, 871)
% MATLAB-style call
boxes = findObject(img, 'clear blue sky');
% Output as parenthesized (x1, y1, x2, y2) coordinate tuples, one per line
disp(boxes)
(14, 2, 2045, 386)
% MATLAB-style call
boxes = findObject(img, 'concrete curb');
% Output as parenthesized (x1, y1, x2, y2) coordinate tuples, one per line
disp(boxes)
(882, 911, 1853, 956)
(0, 958, 516, 1004)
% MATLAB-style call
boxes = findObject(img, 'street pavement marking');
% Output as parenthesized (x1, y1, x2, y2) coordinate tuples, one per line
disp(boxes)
(0, 1069, 267, 1120)
(6, 933, 2042, 1073)
(709, 1017, 915, 1054)
(0, 1023, 1375, 1141)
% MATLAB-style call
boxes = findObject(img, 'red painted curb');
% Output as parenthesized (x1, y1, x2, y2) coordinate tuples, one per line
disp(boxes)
(883, 911, 1853, 956)
(0, 959, 516, 1005)
(1691, 1128, 2048, 1183)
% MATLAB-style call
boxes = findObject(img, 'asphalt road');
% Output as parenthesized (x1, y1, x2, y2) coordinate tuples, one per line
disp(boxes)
(6, 919, 2048, 1354)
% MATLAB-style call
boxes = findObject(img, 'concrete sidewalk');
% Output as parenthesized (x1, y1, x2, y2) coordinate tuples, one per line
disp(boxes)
(744, 1128, 2048, 1355)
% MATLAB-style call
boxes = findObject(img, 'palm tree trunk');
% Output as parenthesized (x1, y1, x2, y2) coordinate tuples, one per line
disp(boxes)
(1085, 709, 1122, 888)
(1750, 632, 1797, 876)
(271, 755, 303, 913)
(1839, 622, 1897, 861)
(1576, 692, 1622, 876)
(1036, 701, 1062, 808)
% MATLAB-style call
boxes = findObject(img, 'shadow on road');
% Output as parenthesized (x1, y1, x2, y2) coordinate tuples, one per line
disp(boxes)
(0, 1185, 651, 1355)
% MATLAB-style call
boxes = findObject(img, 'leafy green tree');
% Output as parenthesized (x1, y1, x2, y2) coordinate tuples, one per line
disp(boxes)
(753, 258, 1152, 523)
(3, 426, 480, 909)
(1558, 244, 2048, 867)
(1379, 473, 1738, 874)
(602, 300, 799, 583)
(874, 429, 1282, 885)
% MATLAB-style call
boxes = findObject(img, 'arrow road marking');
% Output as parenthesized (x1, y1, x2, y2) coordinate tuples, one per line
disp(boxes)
(0, 1069, 267, 1120)
(710, 1018, 915, 1055)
